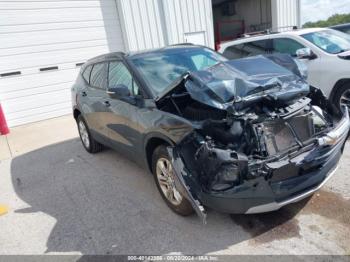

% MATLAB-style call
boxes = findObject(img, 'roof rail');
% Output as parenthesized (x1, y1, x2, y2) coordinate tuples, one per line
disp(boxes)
(242, 30, 269, 37)
(240, 25, 298, 39)
(171, 43, 194, 46)
(269, 25, 298, 33)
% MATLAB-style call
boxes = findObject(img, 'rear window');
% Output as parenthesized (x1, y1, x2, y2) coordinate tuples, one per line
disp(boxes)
(272, 38, 305, 56)
(224, 39, 272, 59)
(223, 44, 246, 59)
(90, 63, 107, 89)
(243, 40, 272, 56)
(82, 65, 92, 83)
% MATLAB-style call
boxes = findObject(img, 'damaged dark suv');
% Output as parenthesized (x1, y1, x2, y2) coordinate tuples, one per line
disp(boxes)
(72, 45, 349, 223)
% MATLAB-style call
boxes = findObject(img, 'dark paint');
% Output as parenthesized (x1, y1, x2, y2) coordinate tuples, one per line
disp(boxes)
(330, 23, 350, 35)
(72, 46, 349, 222)
(72, 47, 196, 168)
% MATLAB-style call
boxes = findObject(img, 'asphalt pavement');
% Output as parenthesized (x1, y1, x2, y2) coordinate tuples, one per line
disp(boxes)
(0, 115, 349, 256)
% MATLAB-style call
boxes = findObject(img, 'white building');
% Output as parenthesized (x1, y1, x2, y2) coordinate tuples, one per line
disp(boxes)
(0, 0, 300, 127)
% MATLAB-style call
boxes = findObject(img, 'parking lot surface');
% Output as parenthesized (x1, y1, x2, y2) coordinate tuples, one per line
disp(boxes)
(0, 116, 349, 255)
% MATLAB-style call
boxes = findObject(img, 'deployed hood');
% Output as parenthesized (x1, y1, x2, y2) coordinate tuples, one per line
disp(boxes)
(156, 54, 310, 111)
(184, 54, 309, 111)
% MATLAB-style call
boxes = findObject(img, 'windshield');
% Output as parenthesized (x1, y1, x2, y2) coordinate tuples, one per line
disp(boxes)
(302, 29, 350, 54)
(130, 48, 227, 94)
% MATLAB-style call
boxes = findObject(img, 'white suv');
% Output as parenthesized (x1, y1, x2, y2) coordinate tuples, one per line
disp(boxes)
(218, 28, 350, 110)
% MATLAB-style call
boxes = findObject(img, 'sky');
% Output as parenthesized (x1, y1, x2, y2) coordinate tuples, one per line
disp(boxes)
(301, 0, 350, 24)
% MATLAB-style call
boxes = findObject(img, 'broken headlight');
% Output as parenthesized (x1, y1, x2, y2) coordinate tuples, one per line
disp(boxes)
(194, 140, 248, 191)
(210, 163, 240, 191)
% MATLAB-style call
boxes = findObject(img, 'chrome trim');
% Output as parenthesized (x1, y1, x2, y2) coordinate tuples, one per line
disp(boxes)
(318, 106, 350, 146)
(245, 165, 339, 214)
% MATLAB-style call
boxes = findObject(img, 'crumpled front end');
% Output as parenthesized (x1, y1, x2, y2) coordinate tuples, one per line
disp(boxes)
(168, 99, 349, 223)
(156, 54, 350, 223)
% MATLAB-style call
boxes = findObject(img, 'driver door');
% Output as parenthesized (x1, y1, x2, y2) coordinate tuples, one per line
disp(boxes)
(104, 60, 143, 158)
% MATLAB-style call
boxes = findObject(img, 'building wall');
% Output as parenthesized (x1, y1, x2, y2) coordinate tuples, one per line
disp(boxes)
(116, 0, 166, 51)
(162, 0, 215, 48)
(117, 0, 215, 51)
(212, 0, 300, 43)
(0, 0, 215, 127)
(0, 0, 125, 127)
(271, 0, 301, 30)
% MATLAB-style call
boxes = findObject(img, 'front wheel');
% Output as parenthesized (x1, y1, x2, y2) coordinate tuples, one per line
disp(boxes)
(77, 115, 103, 154)
(332, 84, 350, 112)
(152, 145, 194, 216)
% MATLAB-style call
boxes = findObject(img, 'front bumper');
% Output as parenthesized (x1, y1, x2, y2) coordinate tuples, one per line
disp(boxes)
(246, 165, 339, 214)
(198, 108, 349, 214)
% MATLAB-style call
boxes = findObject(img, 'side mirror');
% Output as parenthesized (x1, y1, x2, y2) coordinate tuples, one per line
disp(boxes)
(296, 48, 317, 60)
(107, 84, 130, 99)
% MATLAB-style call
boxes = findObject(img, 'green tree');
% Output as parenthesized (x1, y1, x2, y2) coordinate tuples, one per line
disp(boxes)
(303, 13, 350, 28)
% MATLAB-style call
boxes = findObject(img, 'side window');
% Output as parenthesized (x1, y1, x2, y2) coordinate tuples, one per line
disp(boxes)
(272, 38, 305, 56)
(90, 63, 107, 89)
(82, 65, 92, 83)
(223, 44, 247, 59)
(243, 39, 272, 56)
(108, 61, 139, 96)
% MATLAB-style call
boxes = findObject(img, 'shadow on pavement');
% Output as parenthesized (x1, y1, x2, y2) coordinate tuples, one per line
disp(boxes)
(11, 138, 306, 254)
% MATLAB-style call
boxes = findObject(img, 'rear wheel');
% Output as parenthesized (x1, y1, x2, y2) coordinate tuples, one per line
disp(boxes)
(332, 84, 350, 112)
(152, 145, 193, 216)
(77, 115, 103, 154)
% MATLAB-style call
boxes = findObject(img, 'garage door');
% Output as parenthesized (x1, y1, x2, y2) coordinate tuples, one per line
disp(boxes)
(0, 0, 125, 127)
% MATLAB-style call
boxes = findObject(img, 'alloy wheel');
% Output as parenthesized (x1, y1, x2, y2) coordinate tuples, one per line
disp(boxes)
(156, 158, 183, 206)
(340, 89, 350, 112)
(78, 120, 90, 149)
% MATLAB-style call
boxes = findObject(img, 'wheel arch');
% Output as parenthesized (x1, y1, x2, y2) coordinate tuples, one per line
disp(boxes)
(73, 108, 81, 120)
(144, 134, 176, 173)
(329, 78, 350, 102)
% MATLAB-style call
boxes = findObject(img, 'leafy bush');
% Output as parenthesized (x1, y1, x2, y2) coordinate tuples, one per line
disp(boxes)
(303, 13, 350, 28)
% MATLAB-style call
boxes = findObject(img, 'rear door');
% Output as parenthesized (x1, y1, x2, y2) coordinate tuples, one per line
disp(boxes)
(81, 62, 110, 140)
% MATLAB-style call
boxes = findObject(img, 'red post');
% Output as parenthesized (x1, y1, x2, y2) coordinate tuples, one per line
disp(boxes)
(0, 103, 9, 135)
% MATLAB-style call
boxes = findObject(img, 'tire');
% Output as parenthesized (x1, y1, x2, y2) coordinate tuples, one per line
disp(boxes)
(77, 115, 103, 154)
(332, 83, 350, 112)
(152, 145, 194, 216)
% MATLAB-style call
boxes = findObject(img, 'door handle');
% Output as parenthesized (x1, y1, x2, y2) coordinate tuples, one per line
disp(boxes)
(81, 91, 87, 97)
(103, 101, 111, 107)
